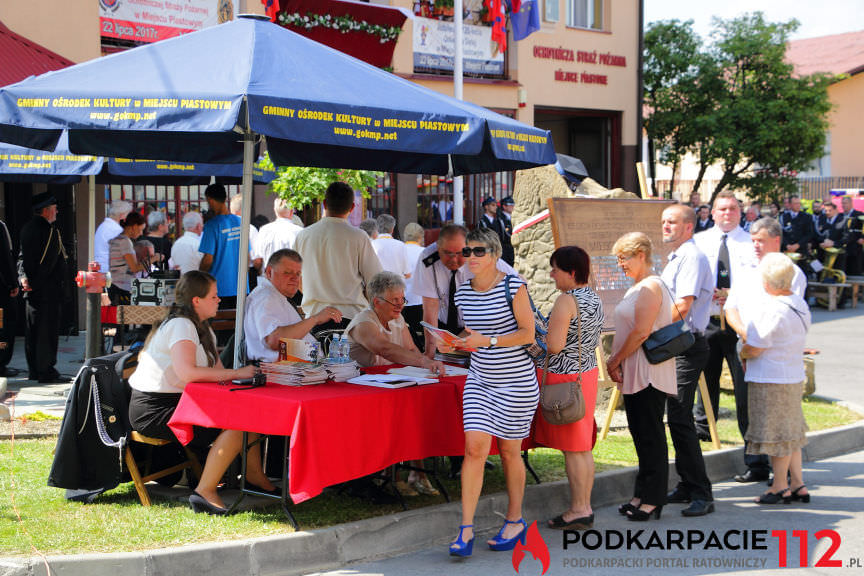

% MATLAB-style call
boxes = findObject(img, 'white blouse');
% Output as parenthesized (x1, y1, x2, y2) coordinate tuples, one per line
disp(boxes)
(745, 294, 810, 384)
(129, 317, 213, 394)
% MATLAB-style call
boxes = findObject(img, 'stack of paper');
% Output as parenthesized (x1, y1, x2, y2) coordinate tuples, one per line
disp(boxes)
(320, 360, 361, 382)
(347, 373, 438, 389)
(260, 360, 360, 386)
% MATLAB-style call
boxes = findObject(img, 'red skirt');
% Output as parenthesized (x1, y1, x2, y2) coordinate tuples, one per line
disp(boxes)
(533, 367, 598, 452)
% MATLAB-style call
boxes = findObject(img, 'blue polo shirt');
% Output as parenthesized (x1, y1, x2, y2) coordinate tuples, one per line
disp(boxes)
(198, 213, 241, 297)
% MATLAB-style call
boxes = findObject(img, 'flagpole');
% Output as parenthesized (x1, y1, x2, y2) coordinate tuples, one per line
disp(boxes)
(452, 0, 464, 225)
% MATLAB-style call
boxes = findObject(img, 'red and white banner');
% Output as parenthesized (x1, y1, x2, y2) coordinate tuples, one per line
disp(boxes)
(512, 209, 549, 235)
(99, 0, 235, 44)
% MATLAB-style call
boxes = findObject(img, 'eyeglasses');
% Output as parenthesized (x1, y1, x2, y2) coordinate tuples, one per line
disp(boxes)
(616, 254, 634, 264)
(379, 296, 407, 307)
(461, 246, 488, 257)
(441, 250, 463, 258)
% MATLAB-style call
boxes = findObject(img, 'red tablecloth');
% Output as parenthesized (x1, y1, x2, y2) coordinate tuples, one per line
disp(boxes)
(168, 367, 470, 503)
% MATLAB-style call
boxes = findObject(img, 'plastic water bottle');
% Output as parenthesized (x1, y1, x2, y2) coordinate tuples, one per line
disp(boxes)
(328, 336, 341, 363)
(338, 334, 351, 363)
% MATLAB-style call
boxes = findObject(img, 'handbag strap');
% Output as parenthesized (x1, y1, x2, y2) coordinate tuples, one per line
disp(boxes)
(542, 291, 583, 386)
(654, 276, 686, 324)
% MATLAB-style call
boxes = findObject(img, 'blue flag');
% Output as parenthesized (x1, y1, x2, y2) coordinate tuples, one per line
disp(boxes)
(511, 0, 540, 41)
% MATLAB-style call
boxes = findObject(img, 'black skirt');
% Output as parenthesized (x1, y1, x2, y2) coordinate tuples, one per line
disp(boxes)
(128, 388, 220, 450)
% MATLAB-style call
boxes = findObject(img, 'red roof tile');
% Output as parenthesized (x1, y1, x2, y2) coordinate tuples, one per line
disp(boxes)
(0, 20, 74, 88)
(786, 29, 864, 77)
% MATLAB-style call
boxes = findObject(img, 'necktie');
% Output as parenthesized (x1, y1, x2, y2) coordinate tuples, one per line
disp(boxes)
(717, 234, 730, 289)
(446, 269, 460, 333)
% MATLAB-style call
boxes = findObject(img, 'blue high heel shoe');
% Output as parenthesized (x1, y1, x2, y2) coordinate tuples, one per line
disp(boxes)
(449, 524, 474, 557)
(488, 518, 527, 551)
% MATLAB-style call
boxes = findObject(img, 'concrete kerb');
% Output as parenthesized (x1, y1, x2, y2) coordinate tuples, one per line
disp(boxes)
(3, 419, 863, 576)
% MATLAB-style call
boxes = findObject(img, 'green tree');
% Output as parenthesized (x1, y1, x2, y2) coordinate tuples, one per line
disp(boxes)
(644, 12, 834, 204)
(643, 19, 706, 197)
(260, 154, 380, 211)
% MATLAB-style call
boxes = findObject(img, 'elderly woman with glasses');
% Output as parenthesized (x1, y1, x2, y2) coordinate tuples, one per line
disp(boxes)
(345, 271, 445, 374)
(345, 271, 446, 497)
(447, 228, 538, 558)
(606, 232, 677, 522)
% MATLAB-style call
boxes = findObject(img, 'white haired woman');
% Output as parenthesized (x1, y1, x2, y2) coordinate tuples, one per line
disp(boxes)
(741, 253, 811, 505)
(344, 271, 445, 496)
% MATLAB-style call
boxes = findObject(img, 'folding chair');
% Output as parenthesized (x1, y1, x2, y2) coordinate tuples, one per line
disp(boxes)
(121, 352, 203, 506)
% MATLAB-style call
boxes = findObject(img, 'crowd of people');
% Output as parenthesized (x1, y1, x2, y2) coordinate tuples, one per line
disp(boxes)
(2, 183, 838, 538)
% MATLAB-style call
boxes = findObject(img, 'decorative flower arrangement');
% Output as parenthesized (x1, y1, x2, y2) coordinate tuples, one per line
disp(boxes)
(278, 12, 403, 44)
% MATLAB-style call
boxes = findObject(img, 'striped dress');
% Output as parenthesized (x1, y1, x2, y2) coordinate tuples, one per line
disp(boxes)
(454, 276, 539, 439)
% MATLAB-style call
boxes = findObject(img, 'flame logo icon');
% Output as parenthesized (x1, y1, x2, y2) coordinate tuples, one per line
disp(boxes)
(512, 521, 550, 574)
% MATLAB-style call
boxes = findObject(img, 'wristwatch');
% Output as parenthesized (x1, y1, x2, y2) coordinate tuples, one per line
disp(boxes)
(488, 336, 498, 348)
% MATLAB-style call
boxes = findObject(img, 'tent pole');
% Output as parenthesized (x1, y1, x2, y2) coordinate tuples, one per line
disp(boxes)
(452, 0, 464, 225)
(85, 174, 100, 360)
(233, 129, 254, 368)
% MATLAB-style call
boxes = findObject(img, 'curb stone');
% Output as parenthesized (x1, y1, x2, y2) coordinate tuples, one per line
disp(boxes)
(2, 420, 863, 576)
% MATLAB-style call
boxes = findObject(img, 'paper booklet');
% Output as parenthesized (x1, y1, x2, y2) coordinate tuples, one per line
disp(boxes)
(419, 321, 477, 352)
(388, 365, 470, 378)
(347, 374, 438, 389)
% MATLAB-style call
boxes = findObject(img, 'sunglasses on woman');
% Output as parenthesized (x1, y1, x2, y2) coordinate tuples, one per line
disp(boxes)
(461, 246, 487, 257)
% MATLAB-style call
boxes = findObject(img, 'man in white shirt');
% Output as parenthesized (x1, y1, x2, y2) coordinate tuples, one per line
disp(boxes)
(372, 214, 411, 278)
(660, 204, 715, 517)
(253, 197, 304, 274)
(244, 249, 342, 363)
(169, 212, 204, 274)
(411, 224, 517, 358)
(94, 200, 132, 272)
(293, 181, 382, 328)
(694, 191, 765, 482)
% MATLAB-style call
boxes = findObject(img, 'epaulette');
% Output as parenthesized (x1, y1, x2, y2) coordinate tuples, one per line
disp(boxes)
(422, 251, 440, 267)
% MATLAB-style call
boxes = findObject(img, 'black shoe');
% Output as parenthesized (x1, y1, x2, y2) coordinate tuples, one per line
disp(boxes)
(484, 459, 496, 470)
(696, 432, 711, 442)
(681, 500, 715, 517)
(547, 513, 594, 530)
(189, 492, 227, 515)
(734, 469, 769, 483)
(0, 367, 20, 377)
(618, 502, 637, 516)
(627, 505, 662, 521)
(667, 489, 691, 504)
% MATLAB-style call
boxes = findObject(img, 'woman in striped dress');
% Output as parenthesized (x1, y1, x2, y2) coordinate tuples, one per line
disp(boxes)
(448, 229, 538, 557)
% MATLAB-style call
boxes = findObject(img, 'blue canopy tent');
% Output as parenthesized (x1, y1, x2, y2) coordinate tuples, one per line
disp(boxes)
(0, 132, 102, 183)
(101, 156, 276, 185)
(0, 138, 277, 185)
(0, 14, 556, 364)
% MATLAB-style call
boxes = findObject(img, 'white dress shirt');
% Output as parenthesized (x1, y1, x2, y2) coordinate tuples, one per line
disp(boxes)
(411, 242, 517, 325)
(725, 255, 807, 326)
(169, 231, 202, 275)
(694, 225, 756, 315)
(244, 276, 315, 363)
(372, 234, 412, 277)
(94, 218, 122, 273)
(253, 217, 303, 270)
